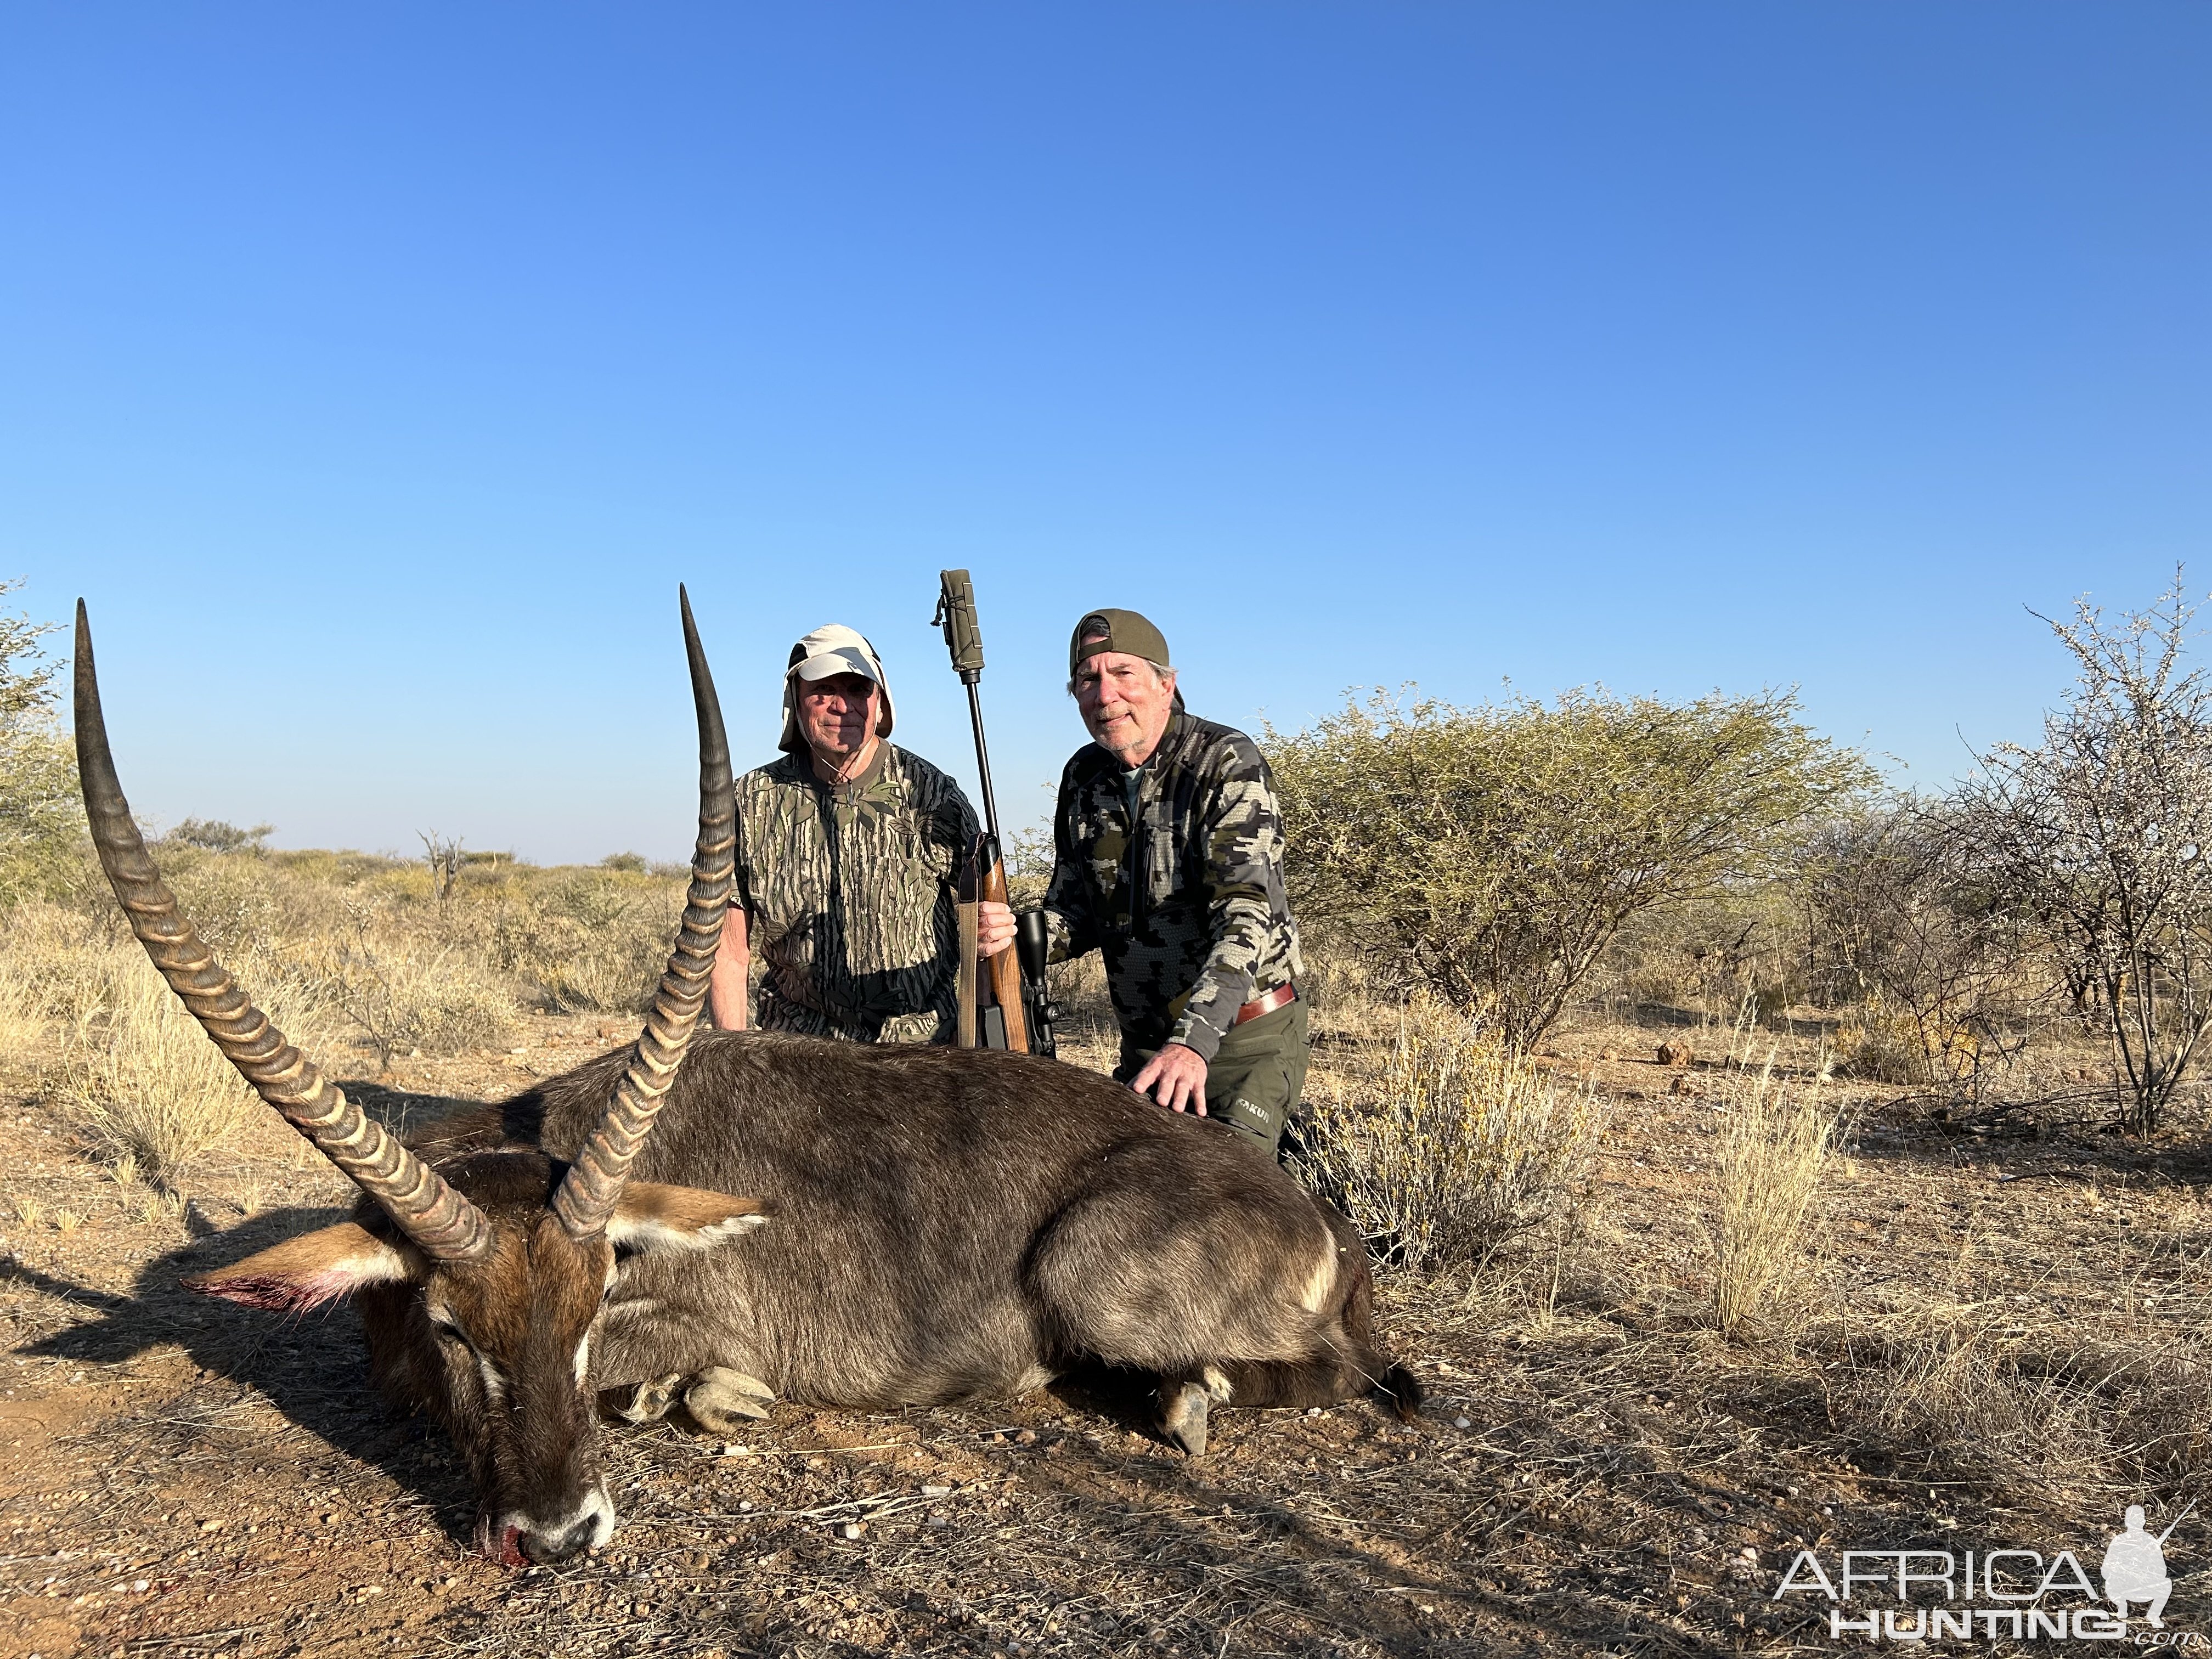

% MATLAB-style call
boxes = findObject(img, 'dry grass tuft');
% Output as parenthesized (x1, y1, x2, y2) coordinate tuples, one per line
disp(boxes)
(1709, 1047, 1835, 1342)
(0, 901, 341, 1184)
(1812, 1302, 2212, 1504)
(0, 947, 43, 1064)
(316, 923, 518, 1065)
(0, 901, 101, 1066)
(1863, 1321, 2109, 1471)
(0, 1181, 44, 1229)
(1299, 995, 1601, 1273)
(1830, 1013, 1927, 1084)
(58, 946, 326, 1184)
(492, 871, 682, 1013)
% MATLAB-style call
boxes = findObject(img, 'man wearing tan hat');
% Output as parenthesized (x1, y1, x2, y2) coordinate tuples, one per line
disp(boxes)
(1034, 608, 1307, 1154)
(707, 624, 1015, 1042)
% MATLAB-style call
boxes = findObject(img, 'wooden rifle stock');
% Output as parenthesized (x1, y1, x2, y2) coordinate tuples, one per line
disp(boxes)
(955, 865, 979, 1050)
(958, 838, 1028, 1053)
(980, 853, 1028, 1053)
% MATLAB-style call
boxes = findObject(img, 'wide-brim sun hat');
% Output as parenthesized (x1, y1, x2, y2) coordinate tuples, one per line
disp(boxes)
(780, 624, 896, 753)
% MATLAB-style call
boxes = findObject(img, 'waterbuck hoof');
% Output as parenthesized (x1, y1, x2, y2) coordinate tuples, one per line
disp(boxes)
(1160, 1381, 1211, 1458)
(685, 1368, 775, 1434)
(616, 1374, 685, 1425)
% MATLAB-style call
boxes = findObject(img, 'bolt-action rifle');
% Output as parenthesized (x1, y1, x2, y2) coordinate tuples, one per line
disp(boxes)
(932, 570, 1059, 1058)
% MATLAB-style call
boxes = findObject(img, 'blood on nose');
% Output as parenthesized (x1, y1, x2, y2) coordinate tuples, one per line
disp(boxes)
(473, 1515, 529, 1569)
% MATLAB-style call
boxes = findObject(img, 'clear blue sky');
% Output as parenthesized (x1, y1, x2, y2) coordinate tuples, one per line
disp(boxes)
(5, 5, 2207, 863)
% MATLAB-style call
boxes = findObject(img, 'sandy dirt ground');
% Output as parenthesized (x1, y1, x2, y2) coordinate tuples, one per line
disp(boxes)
(3, 1007, 2207, 1658)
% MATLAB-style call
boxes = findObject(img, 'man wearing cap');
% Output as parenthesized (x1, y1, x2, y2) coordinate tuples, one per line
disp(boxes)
(1035, 610, 1308, 1154)
(707, 624, 1015, 1043)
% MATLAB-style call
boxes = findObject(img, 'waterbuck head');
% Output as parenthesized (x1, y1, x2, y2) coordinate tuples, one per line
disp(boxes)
(187, 1150, 765, 1563)
(73, 589, 747, 1566)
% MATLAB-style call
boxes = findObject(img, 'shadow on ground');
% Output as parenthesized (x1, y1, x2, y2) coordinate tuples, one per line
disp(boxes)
(16, 1204, 479, 1549)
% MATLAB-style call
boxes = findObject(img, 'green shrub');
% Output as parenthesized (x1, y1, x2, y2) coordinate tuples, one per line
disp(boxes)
(165, 817, 272, 854)
(1268, 686, 1871, 1050)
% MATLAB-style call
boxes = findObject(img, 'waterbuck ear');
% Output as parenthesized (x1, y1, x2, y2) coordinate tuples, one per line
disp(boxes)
(606, 1184, 770, 1255)
(184, 1222, 422, 1312)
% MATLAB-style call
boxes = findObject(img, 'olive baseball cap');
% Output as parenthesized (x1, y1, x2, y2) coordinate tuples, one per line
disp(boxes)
(1069, 608, 1171, 677)
(780, 624, 895, 753)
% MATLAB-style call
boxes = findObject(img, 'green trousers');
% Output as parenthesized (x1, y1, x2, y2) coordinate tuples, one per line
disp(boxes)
(1115, 994, 1310, 1156)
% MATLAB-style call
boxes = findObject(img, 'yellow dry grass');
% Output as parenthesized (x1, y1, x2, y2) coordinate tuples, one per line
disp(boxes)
(0, 900, 91, 1067)
(1300, 994, 1602, 1273)
(55, 949, 308, 1184)
(1709, 1044, 1835, 1342)
(0, 843, 704, 1185)
(312, 918, 518, 1065)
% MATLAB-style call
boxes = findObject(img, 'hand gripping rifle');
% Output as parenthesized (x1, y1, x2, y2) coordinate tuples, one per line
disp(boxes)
(932, 570, 1058, 1057)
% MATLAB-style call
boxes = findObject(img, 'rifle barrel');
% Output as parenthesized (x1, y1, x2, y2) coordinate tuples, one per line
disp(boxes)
(2157, 1498, 2198, 1545)
(965, 679, 1001, 848)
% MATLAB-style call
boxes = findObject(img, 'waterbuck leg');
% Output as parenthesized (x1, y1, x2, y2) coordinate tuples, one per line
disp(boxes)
(684, 1367, 775, 1435)
(616, 1373, 686, 1425)
(1156, 1366, 1234, 1458)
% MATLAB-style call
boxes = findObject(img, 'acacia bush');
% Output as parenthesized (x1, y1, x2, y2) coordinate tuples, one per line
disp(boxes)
(1797, 802, 2045, 1096)
(0, 579, 81, 905)
(165, 817, 272, 854)
(1268, 687, 1870, 1049)
(1945, 578, 2212, 1134)
(1598, 887, 1803, 1026)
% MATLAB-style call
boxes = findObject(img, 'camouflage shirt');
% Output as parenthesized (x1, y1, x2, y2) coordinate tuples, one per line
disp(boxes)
(1042, 709, 1304, 1061)
(733, 744, 979, 1045)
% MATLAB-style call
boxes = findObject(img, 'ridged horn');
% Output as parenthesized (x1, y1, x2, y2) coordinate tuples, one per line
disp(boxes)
(551, 586, 734, 1239)
(72, 601, 494, 1263)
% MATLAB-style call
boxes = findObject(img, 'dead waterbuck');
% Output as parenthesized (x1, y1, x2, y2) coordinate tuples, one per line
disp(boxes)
(74, 591, 1420, 1567)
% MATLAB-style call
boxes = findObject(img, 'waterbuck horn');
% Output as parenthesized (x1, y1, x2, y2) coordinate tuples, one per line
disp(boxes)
(72, 601, 494, 1262)
(551, 585, 735, 1239)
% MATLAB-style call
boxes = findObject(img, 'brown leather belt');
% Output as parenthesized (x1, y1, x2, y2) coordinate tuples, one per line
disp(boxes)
(1233, 983, 1298, 1026)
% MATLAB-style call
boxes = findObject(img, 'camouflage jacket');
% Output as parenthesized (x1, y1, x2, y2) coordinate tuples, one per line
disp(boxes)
(1042, 710, 1304, 1061)
(733, 744, 979, 1045)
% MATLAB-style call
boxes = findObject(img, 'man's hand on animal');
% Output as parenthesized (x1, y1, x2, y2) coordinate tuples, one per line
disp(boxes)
(975, 898, 1016, 958)
(1131, 1041, 1210, 1114)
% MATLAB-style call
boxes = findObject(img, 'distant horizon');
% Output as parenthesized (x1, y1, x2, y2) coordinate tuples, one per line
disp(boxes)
(31, 569, 2181, 870)
(10, 5, 2207, 863)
